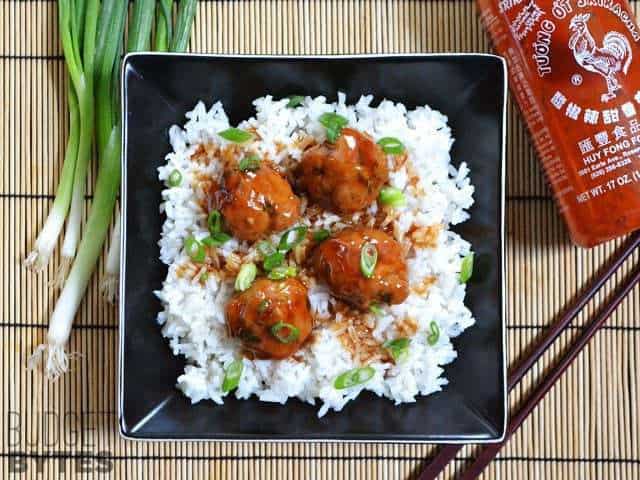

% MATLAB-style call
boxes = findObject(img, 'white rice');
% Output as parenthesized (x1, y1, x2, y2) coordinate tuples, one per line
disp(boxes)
(155, 93, 475, 417)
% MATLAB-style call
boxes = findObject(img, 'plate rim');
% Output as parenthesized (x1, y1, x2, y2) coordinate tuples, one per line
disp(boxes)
(118, 52, 508, 443)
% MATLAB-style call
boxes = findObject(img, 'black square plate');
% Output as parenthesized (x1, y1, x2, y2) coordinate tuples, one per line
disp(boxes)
(119, 54, 507, 442)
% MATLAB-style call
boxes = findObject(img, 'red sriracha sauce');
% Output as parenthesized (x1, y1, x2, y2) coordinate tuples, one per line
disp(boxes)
(478, 0, 640, 247)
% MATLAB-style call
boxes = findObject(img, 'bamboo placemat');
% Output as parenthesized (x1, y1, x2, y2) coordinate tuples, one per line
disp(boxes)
(2, 1, 639, 478)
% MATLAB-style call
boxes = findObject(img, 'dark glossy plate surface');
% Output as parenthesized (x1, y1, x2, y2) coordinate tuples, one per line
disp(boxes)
(119, 54, 506, 442)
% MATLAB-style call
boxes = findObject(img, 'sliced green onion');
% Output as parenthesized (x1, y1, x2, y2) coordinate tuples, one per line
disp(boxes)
(257, 299, 270, 313)
(199, 272, 209, 283)
(222, 360, 243, 393)
(286, 95, 304, 108)
(201, 232, 231, 247)
(360, 242, 378, 278)
(369, 304, 384, 316)
(263, 251, 284, 271)
(383, 338, 410, 363)
(313, 229, 330, 242)
(267, 265, 297, 280)
(378, 186, 406, 208)
(218, 127, 254, 144)
(235, 263, 257, 291)
(459, 252, 474, 283)
(278, 226, 308, 252)
(257, 240, 276, 257)
(207, 210, 222, 233)
(270, 321, 300, 344)
(168, 169, 182, 187)
(334, 366, 375, 390)
(238, 154, 261, 172)
(185, 235, 205, 263)
(377, 137, 406, 155)
(427, 321, 440, 346)
(319, 112, 348, 143)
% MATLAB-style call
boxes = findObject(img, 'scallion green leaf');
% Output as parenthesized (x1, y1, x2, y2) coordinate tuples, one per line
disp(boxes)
(319, 112, 348, 143)
(383, 338, 410, 363)
(459, 253, 474, 283)
(369, 304, 384, 316)
(185, 235, 206, 263)
(218, 127, 254, 144)
(334, 366, 375, 390)
(238, 154, 261, 172)
(278, 226, 308, 252)
(168, 169, 182, 187)
(286, 95, 304, 108)
(377, 137, 406, 155)
(207, 210, 222, 233)
(378, 186, 406, 208)
(360, 242, 378, 278)
(222, 360, 243, 393)
(267, 265, 297, 280)
(235, 263, 257, 291)
(313, 229, 330, 242)
(201, 232, 231, 247)
(427, 321, 440, 346)
(270, 321, 300, 344)
(263, 252, 284, 271)
(170, 0, 198, 53)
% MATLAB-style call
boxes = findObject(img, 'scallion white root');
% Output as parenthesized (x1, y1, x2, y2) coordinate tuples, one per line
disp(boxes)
(100, 207, 121, 303)
(24, 84, 80, 273)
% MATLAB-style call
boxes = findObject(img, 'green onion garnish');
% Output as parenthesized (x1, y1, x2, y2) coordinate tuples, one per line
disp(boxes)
(377, 137, 406, 155)
(360, 242, 378, 278)
(207, 209, 222, 233)
(319, 112, 349, 143)
(267, 265, 297, 280)
(383, 338, 410, 363)
(238, 154, 261, 172)
(278, 226, 308, 252)
(263, 251, 285, 271)
(286, 95, 304, 108)
(334, 366, 375, 390)
(313, 229, 330, 242)
(201, 232, 231, 247)
(257, 299, 270, 313)
(427, 321, 440, 346)
(168, 169, 182, 187)
(257, 240, 276, 256)
(459, 253, 474, 283)
(270, 321, 300, 343)
(369, 304, 384, 316)
(200, 272, 209, 283)
(222, 360, 243, 393)
(184, 235, 206, 263)
(378, 186, 406, 208)
(235, 263, 257, 291)
(218, 127, 254, 144)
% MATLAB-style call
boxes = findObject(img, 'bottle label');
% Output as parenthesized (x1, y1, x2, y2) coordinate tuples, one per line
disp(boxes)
(495, 0, 640, 209)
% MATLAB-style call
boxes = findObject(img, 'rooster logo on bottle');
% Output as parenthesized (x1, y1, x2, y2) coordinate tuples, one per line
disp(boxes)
(568, 13, 632, 103)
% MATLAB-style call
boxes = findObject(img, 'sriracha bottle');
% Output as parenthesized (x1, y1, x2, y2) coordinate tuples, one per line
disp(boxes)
(477, 0, 640, 246)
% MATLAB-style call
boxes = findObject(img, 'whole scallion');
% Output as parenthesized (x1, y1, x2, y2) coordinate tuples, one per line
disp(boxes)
(29, 0, 198, 380)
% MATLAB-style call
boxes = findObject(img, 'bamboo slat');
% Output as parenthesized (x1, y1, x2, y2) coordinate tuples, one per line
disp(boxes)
(1, 1, 639, 479)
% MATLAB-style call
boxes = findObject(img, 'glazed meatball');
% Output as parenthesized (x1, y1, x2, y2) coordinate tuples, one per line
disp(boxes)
(296, 128, 388, 214)
(311, 227, 409, 310)
(225, 278, 313, 359)
(220, 165, 301, 241)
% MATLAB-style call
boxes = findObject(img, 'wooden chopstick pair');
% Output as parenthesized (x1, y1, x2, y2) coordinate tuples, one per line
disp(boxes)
(418, 231, 640, 480)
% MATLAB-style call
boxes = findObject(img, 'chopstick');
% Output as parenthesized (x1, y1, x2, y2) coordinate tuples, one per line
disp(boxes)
(418, 231, 640, 480)
(460, 263, 640, 479)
